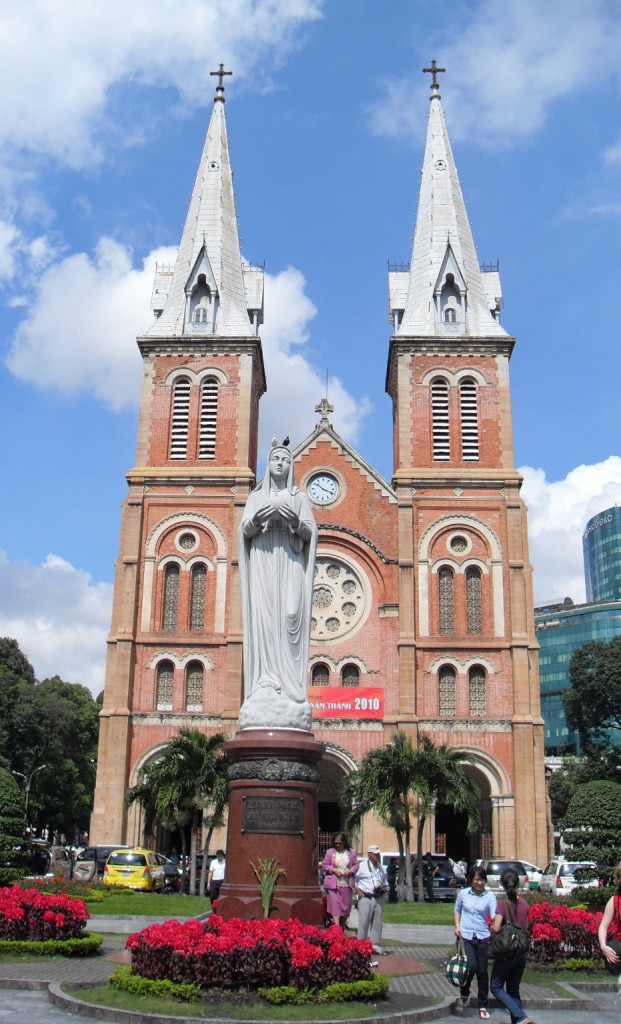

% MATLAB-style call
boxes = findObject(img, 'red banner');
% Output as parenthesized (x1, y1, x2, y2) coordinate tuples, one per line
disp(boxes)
(308, 687, 383, 720)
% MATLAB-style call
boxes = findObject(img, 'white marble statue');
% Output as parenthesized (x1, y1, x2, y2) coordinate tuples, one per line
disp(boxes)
(238, 440, 317, 731)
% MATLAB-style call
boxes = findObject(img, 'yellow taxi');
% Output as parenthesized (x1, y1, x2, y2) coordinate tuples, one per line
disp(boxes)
(103, 847, 165, 892)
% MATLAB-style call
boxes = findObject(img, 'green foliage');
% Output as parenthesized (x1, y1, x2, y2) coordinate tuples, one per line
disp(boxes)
(0, 934, 103, 957)
(109, 964, 201, 1001)
(563, 780, 621, 863)
(0, 639, 36, 770)
(551, 957, 601, 971)
(566, 636, 621, 749)
(0, 767, 27, 877)
(251, 857, 287, 917)
(259, 977, 389, 1005)
(571, 885, 616, 906)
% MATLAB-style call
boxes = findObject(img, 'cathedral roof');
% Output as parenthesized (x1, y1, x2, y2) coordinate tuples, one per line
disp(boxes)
(390, 81, 507, 339)
(145, 81, 263, 339)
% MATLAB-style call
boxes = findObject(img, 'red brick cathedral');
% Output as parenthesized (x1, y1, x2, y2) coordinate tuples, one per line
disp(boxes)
(91, 72, 550, 867)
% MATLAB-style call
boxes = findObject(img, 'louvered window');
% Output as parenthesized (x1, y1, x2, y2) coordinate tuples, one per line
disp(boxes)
(185, 662, 203, 711)
(439, 666, 456, 717)
(341, 664, 359, 687)
(170, 377, 190, 459)
(438, 566, 454, 635)
(431, 377, 450, 461)
(469, 665, 486, 717)
(199, 377, 218, 459)
(312, 663, 329, 686)
(190, 564, 206, 630)
(466, 566, 483, 635)
(156, 661, 174, 711)
(459, 378, 479, 461)
(162, 564, 179, 631)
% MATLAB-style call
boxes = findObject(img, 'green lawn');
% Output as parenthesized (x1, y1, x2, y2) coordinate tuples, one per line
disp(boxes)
(88, 892, 212, 917)
(383, 901, 454, 926)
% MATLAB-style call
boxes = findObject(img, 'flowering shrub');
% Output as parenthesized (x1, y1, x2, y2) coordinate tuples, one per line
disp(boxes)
(528, 902, 602, 965)
(0, 886, 89, 941)
(15, 877, 105, 902)
(126, 916, 373, 991)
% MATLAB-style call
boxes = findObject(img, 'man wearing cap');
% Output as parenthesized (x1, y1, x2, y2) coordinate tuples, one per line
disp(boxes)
(354, 844, 389, 954)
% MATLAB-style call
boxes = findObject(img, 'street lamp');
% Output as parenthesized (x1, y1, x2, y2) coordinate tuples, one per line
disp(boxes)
(12, 765, 47, 830)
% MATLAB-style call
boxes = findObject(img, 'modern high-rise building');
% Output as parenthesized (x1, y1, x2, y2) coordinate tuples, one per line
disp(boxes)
(583, 505, 621, 602)
(91, 70, 550, 867)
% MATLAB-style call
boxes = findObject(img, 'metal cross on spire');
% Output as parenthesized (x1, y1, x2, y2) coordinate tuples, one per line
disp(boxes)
(210, 63, 232, 102)
(423, 60, 445, 97)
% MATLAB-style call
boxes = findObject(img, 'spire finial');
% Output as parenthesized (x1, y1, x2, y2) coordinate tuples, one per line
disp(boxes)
(210, 63, 232, 103)
(423, 60, 445, 99)
(315, 396, 334, 427)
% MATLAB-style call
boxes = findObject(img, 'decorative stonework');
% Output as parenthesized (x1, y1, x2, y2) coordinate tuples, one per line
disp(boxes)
(422, 719, 511, 733)
(311, 556, 368, 640)
(228, 759, 320, 783)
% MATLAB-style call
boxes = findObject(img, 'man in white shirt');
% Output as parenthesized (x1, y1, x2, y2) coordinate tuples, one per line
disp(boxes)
(354, 844, 388, 954)
(207, 849, 226, 904)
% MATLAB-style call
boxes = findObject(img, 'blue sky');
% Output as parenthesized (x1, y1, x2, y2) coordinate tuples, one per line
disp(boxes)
(1, 0, 621, 694)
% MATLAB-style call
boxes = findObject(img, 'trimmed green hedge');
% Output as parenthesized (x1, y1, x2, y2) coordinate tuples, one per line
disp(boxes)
(110, 965, 201, 1002)
(259, 977, 390, 1005)
(0, 933, 103, 957)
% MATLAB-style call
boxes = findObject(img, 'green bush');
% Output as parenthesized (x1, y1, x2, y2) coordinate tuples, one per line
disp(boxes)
(564, 781, 621, 864)
(259, 976, 389, 1005)
(0, 934, 103, 957)
(551, 957, 601, 971)
(571, 885, 615, 906)
(0, 768, 27, 882)
(109, 965, 200, 1002)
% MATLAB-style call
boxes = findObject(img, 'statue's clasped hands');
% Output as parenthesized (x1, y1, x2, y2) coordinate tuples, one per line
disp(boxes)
(252, 501, 300, 531)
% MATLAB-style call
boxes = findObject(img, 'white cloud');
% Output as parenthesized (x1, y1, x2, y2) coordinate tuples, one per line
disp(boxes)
(520, 456, 621, 604)
(0, 551, 112, 696)
(369, 0, 621, 147)
(0, 0, 323, 174)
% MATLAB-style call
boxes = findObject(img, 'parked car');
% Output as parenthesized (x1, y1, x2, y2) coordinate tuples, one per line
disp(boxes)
(519, 860, 543, 890)
(155, 853, 182, 893)
(380, 852, 462, 901)
(479, 859, 530, 894)
(25, 841, 73, 880)
(538, 858, 600, 896)
(103, 847, 165, 892)
(74, 844, 130, 881)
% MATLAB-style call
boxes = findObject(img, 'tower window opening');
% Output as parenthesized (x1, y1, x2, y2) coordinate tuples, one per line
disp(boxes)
(439, 665, 456, 717)
(444, 307, 457, 323)
(431, 377, 450, 461)
(185, 661, 204, 711)
(438, 565, 455, 634)
(312, 663, 330, 686)
(190, 563, 207, 630)
(459, 377, 480, 461)
(170, 377, 190, 459)
(469, 665, 486, 716)
(162, 563, 179, 631)
(341, 663, 359, 687)
(199, 377, 219, 459)
(156, 660, 174, 711)
(466, 565, 483, 634)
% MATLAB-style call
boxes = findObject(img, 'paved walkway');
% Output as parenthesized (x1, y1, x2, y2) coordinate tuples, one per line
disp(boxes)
(0, 916, 618, 1024)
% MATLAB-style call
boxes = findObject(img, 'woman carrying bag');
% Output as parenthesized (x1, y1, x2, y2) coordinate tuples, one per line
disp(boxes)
(490, 867, 532, 1024)
(321, 832, 359, 927)
(454, 865, 497, 1019)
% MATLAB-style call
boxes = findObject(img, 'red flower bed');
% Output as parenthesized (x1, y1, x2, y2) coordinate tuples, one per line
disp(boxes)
(0, 886, 89, 941)
(528, 901, 602, 964)
(126, 916, 373, 991)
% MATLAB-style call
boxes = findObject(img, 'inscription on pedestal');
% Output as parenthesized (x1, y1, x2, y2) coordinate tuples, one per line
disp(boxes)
(242, 796, 304, 835)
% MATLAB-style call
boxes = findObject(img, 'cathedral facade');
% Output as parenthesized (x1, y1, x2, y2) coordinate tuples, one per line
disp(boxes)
(91, 74, 551, 868)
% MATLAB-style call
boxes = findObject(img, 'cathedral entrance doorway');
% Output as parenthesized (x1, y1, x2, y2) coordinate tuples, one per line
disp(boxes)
(317, 744, 357, 858)
(435, 763, 493, 865)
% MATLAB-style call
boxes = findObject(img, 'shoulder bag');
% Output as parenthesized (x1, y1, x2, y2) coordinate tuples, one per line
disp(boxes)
(490, 898, 529, 960)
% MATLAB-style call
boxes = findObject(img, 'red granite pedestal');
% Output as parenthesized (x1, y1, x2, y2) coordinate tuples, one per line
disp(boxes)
(216, 728, 324, 925)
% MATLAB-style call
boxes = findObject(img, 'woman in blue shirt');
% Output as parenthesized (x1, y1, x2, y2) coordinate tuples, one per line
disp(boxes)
(454, 866, 497, 1019)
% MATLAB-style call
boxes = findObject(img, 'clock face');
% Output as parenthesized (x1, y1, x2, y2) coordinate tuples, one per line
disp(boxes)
(308, 473, 339, 505)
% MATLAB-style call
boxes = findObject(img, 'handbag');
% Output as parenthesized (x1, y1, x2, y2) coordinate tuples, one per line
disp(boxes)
(445, 937, 469, 987)
(490, 898, 529, 960)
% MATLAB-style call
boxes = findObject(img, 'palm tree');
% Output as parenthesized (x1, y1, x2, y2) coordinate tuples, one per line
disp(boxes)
(127, 728, 228, 896)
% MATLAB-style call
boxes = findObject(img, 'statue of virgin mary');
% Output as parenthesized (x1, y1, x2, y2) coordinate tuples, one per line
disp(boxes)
(238, 440, 317, 731)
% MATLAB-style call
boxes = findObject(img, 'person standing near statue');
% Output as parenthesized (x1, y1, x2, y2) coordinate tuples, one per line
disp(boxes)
(238, 439, 317, 732)
(355, 844, 389, 955)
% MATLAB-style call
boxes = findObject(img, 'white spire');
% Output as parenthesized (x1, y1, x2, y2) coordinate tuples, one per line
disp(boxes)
(390, 84, 506, 339)
(146, 81, 263, 338)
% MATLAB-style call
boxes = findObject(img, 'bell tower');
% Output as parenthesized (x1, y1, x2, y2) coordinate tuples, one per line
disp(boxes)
(91, 70, 266, 843)
(386, 65, 549, 865)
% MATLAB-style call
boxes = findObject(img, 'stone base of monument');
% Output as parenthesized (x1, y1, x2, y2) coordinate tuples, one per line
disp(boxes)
(216, 728, 324, 926)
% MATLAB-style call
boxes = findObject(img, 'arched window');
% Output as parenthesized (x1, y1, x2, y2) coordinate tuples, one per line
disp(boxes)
(438, 665, 456, 717)
(162, 564, 179, 630)
(185, 662, 203, 711)
(311, 663, 330, 686)
(431, 377, 450, 461)
(444, 307, 457, 323)
(189, 564, 206, 630)
(341, 664, 359, 687)
(466, 566, 482, 635)
(170, 377, 191, 459)
(156, 661, 174, 711)
(438, 566, 454, 634)
(199, 377, 218, 459)
(459, 377, 479, 461)
(193, 307, 207, 323)
(469, 665, 486, 717)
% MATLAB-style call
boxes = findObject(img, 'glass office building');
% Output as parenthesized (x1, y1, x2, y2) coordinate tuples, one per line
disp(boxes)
(535, 598, 621, 754)
(583, 505, 621, 602)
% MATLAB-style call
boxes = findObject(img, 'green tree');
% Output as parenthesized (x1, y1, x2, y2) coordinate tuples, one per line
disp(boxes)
(548, 750, 621, 830)
(0, 767, 28, 884)
(563, 779, 621, 864)
(0, 638, 36, 768)
(565, 636, 621, 750)
(127, 728, 228, 896)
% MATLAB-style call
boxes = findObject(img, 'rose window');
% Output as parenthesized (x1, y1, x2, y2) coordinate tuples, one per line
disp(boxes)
(311, 557, 366, 640)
